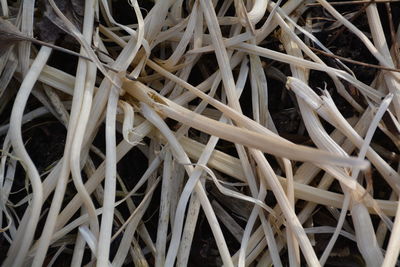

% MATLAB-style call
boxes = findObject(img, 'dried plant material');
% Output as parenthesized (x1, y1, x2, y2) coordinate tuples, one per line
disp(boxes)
(37, 0, 84, 42)
(0, 17, 92, 62)
(233, 0, 256, 35)
(1, 0, 400, 266)
(0, 17, 33, 51)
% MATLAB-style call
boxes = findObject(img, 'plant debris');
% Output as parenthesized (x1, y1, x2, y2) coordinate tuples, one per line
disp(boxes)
(1, 0, 400, 266)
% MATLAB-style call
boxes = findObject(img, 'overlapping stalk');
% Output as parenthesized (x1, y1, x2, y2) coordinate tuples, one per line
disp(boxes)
(1, 0, 400, 266)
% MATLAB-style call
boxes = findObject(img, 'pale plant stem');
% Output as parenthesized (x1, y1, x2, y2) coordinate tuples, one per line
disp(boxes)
(287, 76, 400, 192)
(376, 192, 397, 247)
(256, 0, 303, 43)
(32, 2, 98, 265)
(256, 185, 282, 267)
(155, 151, 172, 267)
(200, 0, 242, 112)
(124, 83, 394, 217)
(238, 176, 282, 267)
(19, 29, 117, 264)
(241, 112, 369, 266)
(0, 135, 15, 237)
(176, 19, 245, 267)
(237, 194, 263, 267)
(176, 102, 254, 267)
(365, 4, 400, 121)
(68, 64, 99, 240)
(349, 95, 393, 266)
(96, 75, 122, 266)
(42, 84, 70, 126)
(234, 42, 384, 102)
(0, 0, 8, 17)
(281, 26, 354, 267)
(129, 239, 150, 267)
(0, 106, 59, 136)
(352, 203, 384, 267)
(109, 138, 158, 265)
(46, 244, 66, 267)
(111, 178, 159, 267)
(382, 165, 400, 267)
(29, 150, 161, 255)
(236, 112, 368, 265)
(275, 25, 302, 266)
(168, 163, 185, 227)
(141, 103, 234, 267)
(316, 0, 393, 67)
(145, 57, 310, 267)
(234, 144, 283, 266)
(4, 46, 51, 267)
(246, 0, 268, 24)
(113, 162, 157, 257)
(250, 56, 260, 124)
(287, 49, 391, 267)
(52, 125, 152, 232)
(189, 0, 354, 118)
(70, 208, 88, 267)
(271, 2, 363, 112)
(34, 129, 398, 252)
(319, 192, 351, 265)
(0, 59, 18, 102)
(161, 2, 198, 69)
(142, 62, 368, 169)
(176, 76, 222, 266)
(144, 0, 175, 43)
(250, 149, 320, 266)
(281, 24, 386, 266)
(284, 159, 300, 267)
(18, 0, 34, 76)
(47, 0, 120, 87)
(168, 8, 204, 100)
(176, 188, 202, 266)
(30, 15, 148, 258)
(82, 2, 145, 148)
(237, 41, 282, 267)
